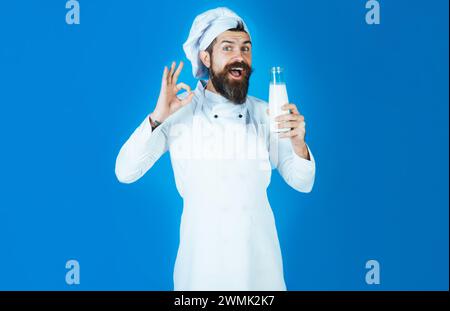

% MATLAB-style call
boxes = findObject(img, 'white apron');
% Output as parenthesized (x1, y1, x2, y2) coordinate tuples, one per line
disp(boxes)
(170, 95, 287, 291)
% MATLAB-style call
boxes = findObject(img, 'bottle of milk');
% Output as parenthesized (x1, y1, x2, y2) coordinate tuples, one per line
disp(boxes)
(269, 66, 290, 133)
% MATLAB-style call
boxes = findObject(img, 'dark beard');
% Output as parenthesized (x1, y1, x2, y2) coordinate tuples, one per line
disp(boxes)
(209, 60, 252, 105)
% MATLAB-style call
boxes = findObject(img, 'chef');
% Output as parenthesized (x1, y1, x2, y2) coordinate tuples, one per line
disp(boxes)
(115, 7, 316, 291)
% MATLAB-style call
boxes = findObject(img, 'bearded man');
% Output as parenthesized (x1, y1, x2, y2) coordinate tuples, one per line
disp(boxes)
(115, 7, 316, 291)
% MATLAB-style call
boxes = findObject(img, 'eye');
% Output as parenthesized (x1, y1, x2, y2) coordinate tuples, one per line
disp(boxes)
(242, 46, 250, 52)
(223, 45, 233, 51)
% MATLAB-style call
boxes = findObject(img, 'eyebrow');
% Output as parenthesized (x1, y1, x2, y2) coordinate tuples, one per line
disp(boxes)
(220, 39, 252, 45)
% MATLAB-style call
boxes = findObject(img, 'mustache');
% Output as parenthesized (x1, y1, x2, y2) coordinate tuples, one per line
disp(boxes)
(210, 60, 252, 105)
(224, 61, 252, 74)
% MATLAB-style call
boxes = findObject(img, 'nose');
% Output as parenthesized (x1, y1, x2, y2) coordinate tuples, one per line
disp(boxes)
(231, 50, 245, 62)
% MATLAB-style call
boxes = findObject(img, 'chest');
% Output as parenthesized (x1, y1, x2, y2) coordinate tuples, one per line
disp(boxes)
(169, 116, 272, 197)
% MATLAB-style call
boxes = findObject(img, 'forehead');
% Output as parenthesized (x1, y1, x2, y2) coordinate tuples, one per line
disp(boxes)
(215, 31, 251, 44)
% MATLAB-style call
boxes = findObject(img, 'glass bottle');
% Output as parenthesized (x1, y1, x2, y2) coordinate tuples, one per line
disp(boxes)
(269, 66, 290, 133)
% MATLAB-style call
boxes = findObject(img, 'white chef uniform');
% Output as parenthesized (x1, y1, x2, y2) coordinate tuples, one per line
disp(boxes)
(115, 80, 316, 291)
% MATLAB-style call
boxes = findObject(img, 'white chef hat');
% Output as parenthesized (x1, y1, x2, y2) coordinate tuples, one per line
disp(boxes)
(182, 7, 251, 79)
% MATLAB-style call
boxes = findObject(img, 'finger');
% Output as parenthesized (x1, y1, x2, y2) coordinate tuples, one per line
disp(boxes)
(281, 103, 300, 115)
(300, 121, 306, 129)
(278, 129, 299, 138)
(168, 61, 176, 84)
(284, 120, 306, 130)
(176, 82, 192, 93)
(180, 92, 194, 106)
(172, 61, 184, 85)
(161, 66, 168, 86)
(277, 121, 298, 130)
(275, 113, 304, 122)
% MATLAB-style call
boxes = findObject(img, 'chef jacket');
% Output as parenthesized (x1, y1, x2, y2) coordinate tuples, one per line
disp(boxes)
(115, 80, 316, 290)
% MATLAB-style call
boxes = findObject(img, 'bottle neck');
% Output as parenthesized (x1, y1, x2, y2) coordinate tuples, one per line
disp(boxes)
(271, 69, 285, 84)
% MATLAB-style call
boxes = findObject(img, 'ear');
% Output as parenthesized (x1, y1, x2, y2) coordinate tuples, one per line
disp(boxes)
(199, 50, 211, 69)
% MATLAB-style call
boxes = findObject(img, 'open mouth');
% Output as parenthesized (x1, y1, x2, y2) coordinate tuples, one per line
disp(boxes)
(228, 67, 244, 79)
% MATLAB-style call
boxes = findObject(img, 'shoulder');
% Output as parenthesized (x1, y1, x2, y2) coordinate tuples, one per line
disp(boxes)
(246, 95, 269, 121)
(247, 94, 267, 109)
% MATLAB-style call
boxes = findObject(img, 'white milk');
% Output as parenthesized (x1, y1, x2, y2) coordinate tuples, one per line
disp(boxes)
(269, 83, 290, 133)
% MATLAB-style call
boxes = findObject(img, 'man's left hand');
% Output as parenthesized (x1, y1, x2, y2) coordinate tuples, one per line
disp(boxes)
(267, 103, 310, 160)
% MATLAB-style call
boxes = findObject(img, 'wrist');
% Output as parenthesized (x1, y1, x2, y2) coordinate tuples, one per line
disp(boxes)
(150, 110, 165, 123)
(294, 141, 309, 160)
(148, 113, 163, 131)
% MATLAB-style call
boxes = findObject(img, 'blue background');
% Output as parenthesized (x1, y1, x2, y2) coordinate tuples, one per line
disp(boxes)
(0, 0, 448, 290)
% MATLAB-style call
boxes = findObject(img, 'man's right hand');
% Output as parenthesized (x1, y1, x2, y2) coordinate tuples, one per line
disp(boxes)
(150, 61, 194, 123)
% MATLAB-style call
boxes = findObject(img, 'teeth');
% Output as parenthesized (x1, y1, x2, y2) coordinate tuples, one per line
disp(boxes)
(231, 67, 243, 71)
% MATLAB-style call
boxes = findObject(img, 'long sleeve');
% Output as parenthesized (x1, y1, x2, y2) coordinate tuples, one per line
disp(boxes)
(269, 135, 316, 193)
(115, 114, 169, 184)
